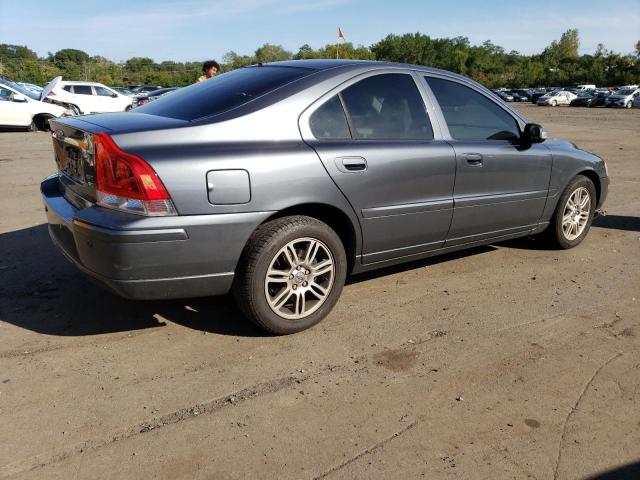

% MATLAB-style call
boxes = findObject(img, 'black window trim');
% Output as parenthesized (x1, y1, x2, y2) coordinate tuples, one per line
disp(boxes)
(310, 71, 436, 143)
(422, 72, 526, 142)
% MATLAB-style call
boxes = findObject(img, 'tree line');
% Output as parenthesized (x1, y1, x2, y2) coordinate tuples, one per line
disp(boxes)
(1, 30, 638, 88)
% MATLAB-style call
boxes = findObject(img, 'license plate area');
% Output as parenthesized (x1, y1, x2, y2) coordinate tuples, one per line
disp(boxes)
(60, 146, 85, 182)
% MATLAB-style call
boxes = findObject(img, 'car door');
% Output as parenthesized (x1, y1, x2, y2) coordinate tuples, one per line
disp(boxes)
(0, 86, 31, 126)
(424, 76, 552, 246)
(93, 85, 119, 112)
(71, 84, 97, 113)
(300, 71, 456, 264)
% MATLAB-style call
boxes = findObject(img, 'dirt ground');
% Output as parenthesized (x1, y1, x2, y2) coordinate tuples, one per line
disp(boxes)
(0, 104, 638, 480)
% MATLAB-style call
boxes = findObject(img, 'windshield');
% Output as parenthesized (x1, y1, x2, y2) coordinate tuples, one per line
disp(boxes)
(577, 91, 594, 97)
(616, 89, 635, 95)
(0, 79, 40, 100)
(136, 65, 315, 121)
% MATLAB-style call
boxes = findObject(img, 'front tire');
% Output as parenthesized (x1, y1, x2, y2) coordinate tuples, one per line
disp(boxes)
(233, 216, 347, 334)
(545, 175, 596, 249)
(551, 100, 557, 107)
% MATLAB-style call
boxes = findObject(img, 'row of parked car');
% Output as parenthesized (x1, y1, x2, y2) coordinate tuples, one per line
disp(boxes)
(0, 76, 180, 131)
(493, 85, 640, 108)
(2, 73, 639, 132)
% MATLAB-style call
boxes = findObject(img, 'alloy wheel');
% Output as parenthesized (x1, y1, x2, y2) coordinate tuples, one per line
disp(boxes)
(561, 187, 591, 241)
(264, 237, 335, 320)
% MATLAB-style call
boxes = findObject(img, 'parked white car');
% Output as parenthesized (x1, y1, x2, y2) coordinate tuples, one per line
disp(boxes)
(537, 90, 577, 106)
(0, 81, 66, 131)
(42, 77, 133, 114)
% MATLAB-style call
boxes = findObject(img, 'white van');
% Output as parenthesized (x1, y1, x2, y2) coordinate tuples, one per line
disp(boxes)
(576, 84, 596, 90)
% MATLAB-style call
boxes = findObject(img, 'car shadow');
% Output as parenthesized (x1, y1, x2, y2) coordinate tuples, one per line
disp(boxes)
(0, 224, 265, 338)
(592, 214, 640, 232)
(584, 461, 640, 480)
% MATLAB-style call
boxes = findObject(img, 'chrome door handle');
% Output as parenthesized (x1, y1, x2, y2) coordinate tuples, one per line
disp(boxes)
(464, 153, 483, 165)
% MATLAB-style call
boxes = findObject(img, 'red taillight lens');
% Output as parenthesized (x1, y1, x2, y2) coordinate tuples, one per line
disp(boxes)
(94, 133, 176, 216)
(47, 91, 56, 97)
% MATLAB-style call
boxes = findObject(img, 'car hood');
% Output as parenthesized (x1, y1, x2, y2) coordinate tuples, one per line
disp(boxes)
(40, 76, 62, 101)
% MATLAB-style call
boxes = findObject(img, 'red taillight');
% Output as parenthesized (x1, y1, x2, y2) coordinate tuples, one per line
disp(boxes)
(94, 133, 176, 216)
(47, 91, 56, 96)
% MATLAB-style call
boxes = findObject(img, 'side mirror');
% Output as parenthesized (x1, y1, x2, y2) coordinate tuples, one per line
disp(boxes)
(111, 93, 118, 98)
(11, 93, 28, 103)
(522, 123, 547, 144)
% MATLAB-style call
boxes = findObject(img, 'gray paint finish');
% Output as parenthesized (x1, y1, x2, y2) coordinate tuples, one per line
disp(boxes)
(42, 60, 608, 300)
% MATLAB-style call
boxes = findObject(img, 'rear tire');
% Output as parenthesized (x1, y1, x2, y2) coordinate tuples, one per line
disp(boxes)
(233, 216, 347, 334)
(544, 175, 596, 249)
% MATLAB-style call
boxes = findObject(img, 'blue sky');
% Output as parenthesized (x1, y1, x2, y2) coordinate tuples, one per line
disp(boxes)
(1, 0, 638, 62)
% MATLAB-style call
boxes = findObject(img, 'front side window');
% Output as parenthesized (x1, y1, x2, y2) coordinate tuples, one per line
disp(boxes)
(0, 87, 13, 101)
(340, 74, 433, 140)
(73, 85, 93, 95)
(309, 96, 350, 140)
(427, 77, 520, 141)
(95, 86, 114, 97)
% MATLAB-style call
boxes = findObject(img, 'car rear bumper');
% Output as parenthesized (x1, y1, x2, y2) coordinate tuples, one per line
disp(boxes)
(41, 175, 272, 300)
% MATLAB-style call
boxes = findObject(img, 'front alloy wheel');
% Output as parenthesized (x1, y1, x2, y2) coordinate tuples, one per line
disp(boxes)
(561, 187, 591, 241)
(545, 175, 596, 249)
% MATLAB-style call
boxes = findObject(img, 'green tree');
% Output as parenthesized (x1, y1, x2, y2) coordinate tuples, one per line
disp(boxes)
(254, 44, 292, 63)
(52, 49, 90, 67)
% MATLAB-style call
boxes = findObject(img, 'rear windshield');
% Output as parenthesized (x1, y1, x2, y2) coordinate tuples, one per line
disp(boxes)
(136, 66, 314, 121)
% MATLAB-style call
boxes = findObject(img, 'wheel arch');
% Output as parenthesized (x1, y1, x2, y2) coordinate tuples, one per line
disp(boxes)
(576, 169, 601, 206)
(262, 203, 360, 274)
(32, 113, 55, 131)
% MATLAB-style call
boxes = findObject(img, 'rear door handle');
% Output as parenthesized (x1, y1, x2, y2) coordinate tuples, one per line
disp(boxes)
(464, 153, 483, 165)
(335, 156, 367, 173)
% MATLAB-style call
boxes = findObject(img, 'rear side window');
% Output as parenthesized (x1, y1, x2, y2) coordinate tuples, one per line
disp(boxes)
(63, 85, 72, 92)
(427, 77, 520, 141)
(137, 66, 314, 121)
(309, 96, 350, 140)
(340, 74, 433, 140)
(73, 85, 93, 95)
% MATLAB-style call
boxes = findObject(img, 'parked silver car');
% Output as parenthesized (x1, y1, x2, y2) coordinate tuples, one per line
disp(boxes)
(537, 90, 577, 106)
(41, 60, 608, 333)
(604, 88, 639, 108)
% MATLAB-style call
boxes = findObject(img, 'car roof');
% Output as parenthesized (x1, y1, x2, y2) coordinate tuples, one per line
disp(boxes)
(60, 81, 107, 85)
(270, 59, 465, 78)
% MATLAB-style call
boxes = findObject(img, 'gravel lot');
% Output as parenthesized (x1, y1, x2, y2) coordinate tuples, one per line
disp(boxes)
(0, 104, 638, 480)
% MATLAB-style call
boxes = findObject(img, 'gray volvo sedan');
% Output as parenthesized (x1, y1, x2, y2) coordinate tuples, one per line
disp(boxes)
(41, 60, 608, 334)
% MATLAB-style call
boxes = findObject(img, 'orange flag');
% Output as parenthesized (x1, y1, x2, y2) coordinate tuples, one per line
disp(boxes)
(338, 28, 345, 40)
